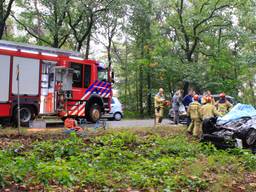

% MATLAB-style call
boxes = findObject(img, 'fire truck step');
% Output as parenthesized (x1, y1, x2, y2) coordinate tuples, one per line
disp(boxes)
(29, 119, 63, 128)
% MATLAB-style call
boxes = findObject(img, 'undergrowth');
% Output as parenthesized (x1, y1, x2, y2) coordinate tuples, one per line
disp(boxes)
(0, 129, 255, 191)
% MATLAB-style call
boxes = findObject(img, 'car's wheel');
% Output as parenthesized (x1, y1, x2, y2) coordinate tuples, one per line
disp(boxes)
(245, 129, 256, 146)
(114, 112, 122, 121)
(87, 103, 101, 123)
(14, 106, 34, 126)
(202, 118, 218, 134)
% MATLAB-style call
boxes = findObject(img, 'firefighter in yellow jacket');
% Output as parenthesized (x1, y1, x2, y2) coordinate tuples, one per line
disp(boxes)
(216, 93, 233, 116)
(154, 88, 166, 125)
(201, 90, 215, 105)
(200, 97, 222, 120)
(187, 95, 202, 137)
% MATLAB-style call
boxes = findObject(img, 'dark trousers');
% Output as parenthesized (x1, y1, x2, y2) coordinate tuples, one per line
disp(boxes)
(186, 117, 191, 127)
(174, 110, 179, 124)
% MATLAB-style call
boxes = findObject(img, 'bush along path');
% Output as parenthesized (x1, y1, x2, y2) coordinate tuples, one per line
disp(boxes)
(0, 127, 256, 191)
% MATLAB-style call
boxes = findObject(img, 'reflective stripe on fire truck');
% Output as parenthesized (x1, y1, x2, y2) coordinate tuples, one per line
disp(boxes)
(68, 80, 112, 116)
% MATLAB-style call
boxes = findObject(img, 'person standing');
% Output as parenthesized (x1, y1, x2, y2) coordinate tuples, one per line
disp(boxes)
(187, 95, 202, 137)
(201, 90, 215, 105)
(183, 89, 195, 126)
(183, 89, 195, 109)
(172, 90, 182, 125)
(200, 97, 222, 120)
(154, 88, 166, 126)
(216, 93, 233, 116)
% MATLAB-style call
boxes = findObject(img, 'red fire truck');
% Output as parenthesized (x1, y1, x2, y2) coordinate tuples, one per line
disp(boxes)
(0, 40, 113, 126)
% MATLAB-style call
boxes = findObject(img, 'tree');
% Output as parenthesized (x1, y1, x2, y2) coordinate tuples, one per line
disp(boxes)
(67, 0, 115, 59)
(0, 0, 15, 39)
(13, 0, 72, 48)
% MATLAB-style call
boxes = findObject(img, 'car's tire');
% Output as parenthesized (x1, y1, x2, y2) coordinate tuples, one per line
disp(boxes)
(245, 128, 256, 146)
(14, 106, 34, 127)
(114, 112, 122, 121)
(202, 117, 218, 134)
(87, 103, 101, 123)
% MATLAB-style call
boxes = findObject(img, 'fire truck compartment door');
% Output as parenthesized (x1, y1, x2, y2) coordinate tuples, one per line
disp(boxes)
(0, 55, 11, 102)
(12, 57, 40, 96)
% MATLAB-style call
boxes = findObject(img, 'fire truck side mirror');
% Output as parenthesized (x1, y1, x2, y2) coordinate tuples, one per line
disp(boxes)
(111, 71, 115, 83)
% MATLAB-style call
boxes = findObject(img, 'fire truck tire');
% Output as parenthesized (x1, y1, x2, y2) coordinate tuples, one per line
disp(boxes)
(13, 106, 34, 127)
(87, 103, 101, 123)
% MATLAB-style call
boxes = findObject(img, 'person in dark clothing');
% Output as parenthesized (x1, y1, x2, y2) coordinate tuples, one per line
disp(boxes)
(183, 89, 195, 126)
(183, 89, 195, 109)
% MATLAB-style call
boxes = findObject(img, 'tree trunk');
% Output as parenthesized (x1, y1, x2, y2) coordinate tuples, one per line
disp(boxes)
(0, 23, 4, 39)
(124, 38, 128, 108)
(249, 80, 256, 105)
(139, 65, 144, 117)
(147, 70, 152, 116)
(136, 69, 139, 112)
(85, 33, 91, 59)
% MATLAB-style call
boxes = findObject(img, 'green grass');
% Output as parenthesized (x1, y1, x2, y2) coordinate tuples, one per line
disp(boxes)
(0, 127, 255, 191)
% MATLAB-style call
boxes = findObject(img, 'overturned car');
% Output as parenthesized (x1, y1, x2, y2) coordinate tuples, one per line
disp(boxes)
(201, 104, 256, 151)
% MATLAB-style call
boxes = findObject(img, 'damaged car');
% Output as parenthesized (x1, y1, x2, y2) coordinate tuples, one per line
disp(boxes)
(201, 104, 256, 151)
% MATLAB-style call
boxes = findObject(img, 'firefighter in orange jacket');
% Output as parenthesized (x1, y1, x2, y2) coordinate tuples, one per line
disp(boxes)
(187, 95, 202, 137)
(216, 93, 233, 116)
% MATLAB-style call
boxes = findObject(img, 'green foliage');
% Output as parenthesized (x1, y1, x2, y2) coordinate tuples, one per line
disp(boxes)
(0, 131, 255, 190)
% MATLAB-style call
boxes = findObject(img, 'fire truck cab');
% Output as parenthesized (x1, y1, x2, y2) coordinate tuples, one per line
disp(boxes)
(0, 40, 112, 126)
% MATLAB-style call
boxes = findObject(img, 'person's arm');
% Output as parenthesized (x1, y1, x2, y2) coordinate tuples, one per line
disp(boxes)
(198, 105, 202, 119)
(187, 105, 191, 117)
(199, 107, 204, 119)
(213, 106, 222, 117)
(182, 95, 188, 106)
(227, 101, 233, 111)
(215, 101, 219, 108)
(155, 96, 163, 103)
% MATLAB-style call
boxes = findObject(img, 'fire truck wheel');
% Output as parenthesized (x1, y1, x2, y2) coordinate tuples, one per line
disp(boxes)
(14, 106, 34, 126)
(88, 103, 101, 123)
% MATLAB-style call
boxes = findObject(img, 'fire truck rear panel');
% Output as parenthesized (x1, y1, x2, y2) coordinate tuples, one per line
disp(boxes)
(0, 55, 11, 103)
(12, 57, 40, 96)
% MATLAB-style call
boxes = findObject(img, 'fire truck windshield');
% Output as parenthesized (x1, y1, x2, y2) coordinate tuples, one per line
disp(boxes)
(98, 68, 108, 82)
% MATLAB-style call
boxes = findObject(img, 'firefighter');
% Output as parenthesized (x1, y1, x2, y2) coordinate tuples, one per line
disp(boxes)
(187, 95, 202, 137)
(201, 90, 215, 105)
(216, 93, 233, 116)
(154, 88, 166, 126)
(200, 96, 222, 120)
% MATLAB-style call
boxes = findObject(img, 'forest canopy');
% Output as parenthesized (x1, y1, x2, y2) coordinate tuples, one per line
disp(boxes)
(1, 0, 256, 117)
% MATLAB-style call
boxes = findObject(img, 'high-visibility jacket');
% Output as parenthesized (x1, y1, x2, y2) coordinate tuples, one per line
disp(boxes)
(201, 96, 215, 105)
(187, 101, 201, 119)
(216, 100, 233, 115)
(154, 93, 165, 109)
(200, 103, 222, 120)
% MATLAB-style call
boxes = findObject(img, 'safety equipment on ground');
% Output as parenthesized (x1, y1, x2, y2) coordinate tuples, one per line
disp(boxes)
(64, 118, 83, 132)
